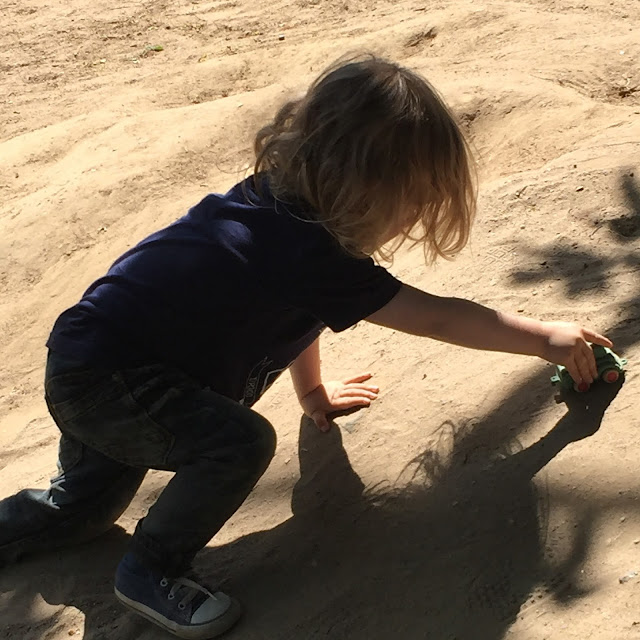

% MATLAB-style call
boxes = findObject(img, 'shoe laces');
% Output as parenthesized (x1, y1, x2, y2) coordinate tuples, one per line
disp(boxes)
(159, 574, 217, 612)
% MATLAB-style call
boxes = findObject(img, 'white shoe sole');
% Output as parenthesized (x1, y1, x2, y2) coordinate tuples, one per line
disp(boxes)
(114, 586, 242, 639)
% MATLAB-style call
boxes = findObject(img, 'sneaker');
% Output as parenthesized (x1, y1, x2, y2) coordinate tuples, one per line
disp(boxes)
(114, 552, 242, 639)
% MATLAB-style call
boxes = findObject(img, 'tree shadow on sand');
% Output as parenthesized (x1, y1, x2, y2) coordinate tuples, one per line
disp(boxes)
(509, 170, 640, 347)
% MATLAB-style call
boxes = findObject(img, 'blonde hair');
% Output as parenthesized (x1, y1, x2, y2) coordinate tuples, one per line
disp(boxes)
(253, 55, 476, 262)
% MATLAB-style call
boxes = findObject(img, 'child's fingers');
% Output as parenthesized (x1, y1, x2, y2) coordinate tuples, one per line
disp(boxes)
(575, 349, 595, 383)
(568, 347, 597, 385)
(343, 372, 373, 384)
(583, 329, 613, 348)
(334, 396, 372, 409)
(585, 345, 598, 379)
(564, 360, 583, 386)
(346, 383, 379, 393)
(340, 388, 378, 400)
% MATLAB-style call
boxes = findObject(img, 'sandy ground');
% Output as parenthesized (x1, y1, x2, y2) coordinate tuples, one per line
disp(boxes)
(1, 0, 640, 638)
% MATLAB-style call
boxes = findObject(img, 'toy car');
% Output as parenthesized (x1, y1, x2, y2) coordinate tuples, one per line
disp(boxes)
(550, 345, 627, 392)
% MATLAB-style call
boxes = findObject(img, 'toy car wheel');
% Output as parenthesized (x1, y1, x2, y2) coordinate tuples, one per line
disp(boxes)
(574, 381, 590, 392)
(602, 369, 619, 384)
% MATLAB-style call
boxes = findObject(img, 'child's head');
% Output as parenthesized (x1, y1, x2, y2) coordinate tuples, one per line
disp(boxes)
(254, 55, 476, 262)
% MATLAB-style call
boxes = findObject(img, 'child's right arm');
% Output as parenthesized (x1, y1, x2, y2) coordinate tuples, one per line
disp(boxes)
(366, 284, 613, 386)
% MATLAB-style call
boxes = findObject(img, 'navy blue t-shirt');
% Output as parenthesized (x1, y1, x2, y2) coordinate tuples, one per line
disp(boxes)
(47, 179, 402, 406)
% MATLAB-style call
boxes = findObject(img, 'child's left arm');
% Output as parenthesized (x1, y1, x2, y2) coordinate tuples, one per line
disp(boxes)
(290, 337, 379, 432)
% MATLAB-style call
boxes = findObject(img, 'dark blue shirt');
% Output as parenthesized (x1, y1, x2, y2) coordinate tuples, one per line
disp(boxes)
(47, 179, 402, 406)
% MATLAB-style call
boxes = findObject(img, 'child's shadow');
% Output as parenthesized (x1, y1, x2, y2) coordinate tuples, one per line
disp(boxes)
(0, 377, 623, 640)
(201, 378, 623, 640)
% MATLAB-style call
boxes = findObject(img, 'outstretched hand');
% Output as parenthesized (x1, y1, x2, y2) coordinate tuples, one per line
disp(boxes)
(299, 373, 379, 432)
(541, 321, 613, 385)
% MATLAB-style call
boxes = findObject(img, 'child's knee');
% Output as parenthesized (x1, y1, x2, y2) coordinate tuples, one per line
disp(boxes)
(246, 412, 277, 468)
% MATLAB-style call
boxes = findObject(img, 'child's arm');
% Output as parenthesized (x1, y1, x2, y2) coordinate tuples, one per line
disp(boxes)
(366, 284, 612, 386)
(290, 338, 324, 402)
(290, 337, 379, 431)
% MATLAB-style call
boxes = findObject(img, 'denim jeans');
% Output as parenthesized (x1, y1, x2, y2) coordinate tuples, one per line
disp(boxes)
(0, 352, 276, 576)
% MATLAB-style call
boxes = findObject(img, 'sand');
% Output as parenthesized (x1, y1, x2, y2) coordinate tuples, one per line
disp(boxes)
(1, 0, 639, 638)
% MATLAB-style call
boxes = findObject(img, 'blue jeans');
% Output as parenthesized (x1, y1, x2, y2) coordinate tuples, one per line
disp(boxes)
(0, 352, 276, 576)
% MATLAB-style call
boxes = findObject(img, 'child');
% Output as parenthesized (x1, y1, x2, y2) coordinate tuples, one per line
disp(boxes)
(0, 56, 611, 638)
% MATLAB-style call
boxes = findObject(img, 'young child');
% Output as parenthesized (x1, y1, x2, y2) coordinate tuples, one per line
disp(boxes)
(0, 56, 611, 638)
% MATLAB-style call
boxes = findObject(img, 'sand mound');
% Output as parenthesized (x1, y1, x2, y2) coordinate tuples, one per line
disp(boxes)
(1, 0, 639, 638)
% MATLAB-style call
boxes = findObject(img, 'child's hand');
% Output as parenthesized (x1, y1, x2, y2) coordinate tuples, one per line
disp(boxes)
(541, 321, 613, 385)
(299, 373, 379, 432)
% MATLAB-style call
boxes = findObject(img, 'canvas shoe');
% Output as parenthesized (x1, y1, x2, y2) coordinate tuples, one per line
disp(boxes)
(114, 552, 241, 639)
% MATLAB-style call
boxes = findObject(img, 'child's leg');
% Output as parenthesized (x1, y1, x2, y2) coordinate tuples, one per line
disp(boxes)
(128, 385, 276, 576)
(55, 362, 277, 575)
(0, 352, 148, 566)
(113, 380, 272, 639)
(0, 434, 146, 566)
(43, 359, 275, 638)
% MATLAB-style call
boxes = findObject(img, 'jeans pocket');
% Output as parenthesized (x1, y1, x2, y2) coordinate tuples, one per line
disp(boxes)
(46, 369, 124, 423)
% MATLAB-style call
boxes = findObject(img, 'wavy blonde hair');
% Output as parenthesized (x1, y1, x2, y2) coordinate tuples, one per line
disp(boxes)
(253, 55, 476, 262)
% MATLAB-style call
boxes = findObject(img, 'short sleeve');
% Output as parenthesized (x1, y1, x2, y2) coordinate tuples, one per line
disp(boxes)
(279, 232, 403, 332)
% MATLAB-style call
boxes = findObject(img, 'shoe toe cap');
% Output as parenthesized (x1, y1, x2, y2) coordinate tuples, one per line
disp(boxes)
(191, 591, 232, 624)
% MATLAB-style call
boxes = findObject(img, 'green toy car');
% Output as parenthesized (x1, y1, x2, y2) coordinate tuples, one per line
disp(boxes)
(551, 345, 627, 392)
